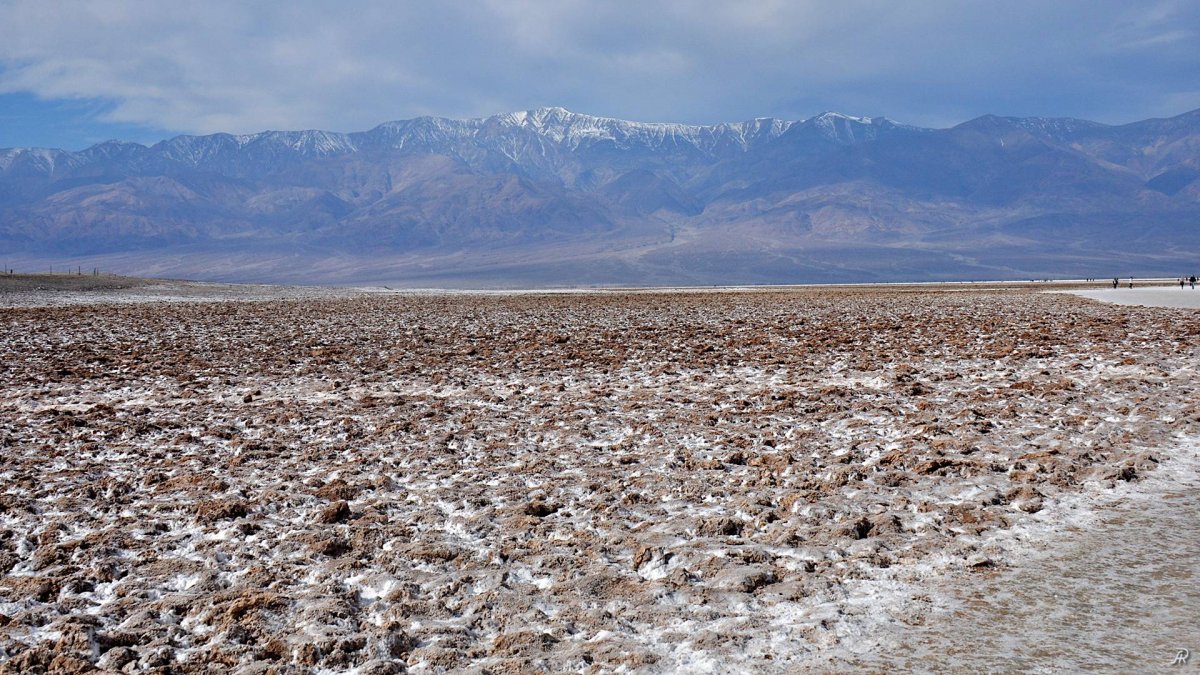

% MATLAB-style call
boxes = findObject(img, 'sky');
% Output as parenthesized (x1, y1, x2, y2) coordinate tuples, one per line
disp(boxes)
(0, 0, 1197, 150)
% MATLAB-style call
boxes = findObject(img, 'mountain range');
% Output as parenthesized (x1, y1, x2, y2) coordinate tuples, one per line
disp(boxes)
(2, 106, 1199, 286)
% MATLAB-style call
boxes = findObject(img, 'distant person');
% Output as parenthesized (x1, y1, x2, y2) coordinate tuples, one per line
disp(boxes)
(1112, 277, 1119, 289)
(1182, 278, 1187, 290)
(1191, 275, 1197, 289)
(1129, 278, 1134, 289)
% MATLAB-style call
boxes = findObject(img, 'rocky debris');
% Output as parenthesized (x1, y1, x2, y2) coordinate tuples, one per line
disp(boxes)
(195, 499, 249, 522)
(316, 500, 353, 524)
(965, 553, 995, 569)
(699, 516, 745, 537)
(844, 512, 905, 539)
(1, 287, 1198, 671)
(490, 630, 560, 657)
(712, 565, 779, 593)
(313, 478, 359, 501)
(1005, 486, 1046, 513)
(522, 501, 558, 518)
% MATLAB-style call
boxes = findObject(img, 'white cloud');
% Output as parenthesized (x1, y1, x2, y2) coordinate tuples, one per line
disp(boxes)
(0, 0, 1196, 135)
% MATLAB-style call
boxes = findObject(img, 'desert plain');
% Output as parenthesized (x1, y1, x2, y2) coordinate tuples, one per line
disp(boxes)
(0, 277, 1198, 672)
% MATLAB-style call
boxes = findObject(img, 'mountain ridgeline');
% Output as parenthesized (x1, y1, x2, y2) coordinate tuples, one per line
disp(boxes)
(2, 106, 1199, 285)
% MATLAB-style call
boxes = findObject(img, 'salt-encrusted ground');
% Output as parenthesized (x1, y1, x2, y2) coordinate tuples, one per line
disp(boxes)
(0, 275, 353, 309)
(1, 286, 1198, 673)
(855, 437, 1200, 672)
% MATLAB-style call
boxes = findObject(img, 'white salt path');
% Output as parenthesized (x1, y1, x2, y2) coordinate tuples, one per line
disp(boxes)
(853, 451, 1200, 672)
(1067, 287, 1200, 309)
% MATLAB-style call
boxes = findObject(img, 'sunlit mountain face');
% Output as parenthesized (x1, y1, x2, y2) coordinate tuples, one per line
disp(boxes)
(3, 107, 1199, 286)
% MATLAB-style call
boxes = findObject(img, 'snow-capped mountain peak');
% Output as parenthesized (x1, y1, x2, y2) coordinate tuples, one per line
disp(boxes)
(0, 106, 910, 178)
(0, 147, 78, 173)
(483, 107, 797, 154)
(808, 111, 874, 125)
(1006, 116, 1108, 141)
(251, 130, 358, 155)
(793, 111, 913, 143)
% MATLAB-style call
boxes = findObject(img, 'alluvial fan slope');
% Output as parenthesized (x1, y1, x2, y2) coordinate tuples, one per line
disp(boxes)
(1, 289, 1198, 672)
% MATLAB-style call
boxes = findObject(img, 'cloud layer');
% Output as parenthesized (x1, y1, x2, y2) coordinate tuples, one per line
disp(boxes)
(1, 0, 1197, 136)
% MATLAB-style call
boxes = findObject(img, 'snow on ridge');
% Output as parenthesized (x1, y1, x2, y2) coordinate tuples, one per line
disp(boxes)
(363, 116, 479, 150)
(795, 111, 921, 143)
(488, 107, 799, 153)
(1007, 116, 1108, 138)
(0, 147, 77, 173)
(246, 129, 359, 155)
(131, 128, 363, 165)
(0, 148, 24, 171)
(0, 107, 915, 172)
(499, 106, 711, 144)
(807, 111, 874, 125)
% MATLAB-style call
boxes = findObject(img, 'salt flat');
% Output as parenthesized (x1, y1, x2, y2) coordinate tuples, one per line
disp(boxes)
(1, 285, 1197, 672)
(847, 438, 1200, 671)
(1069, 286, 1200, 309)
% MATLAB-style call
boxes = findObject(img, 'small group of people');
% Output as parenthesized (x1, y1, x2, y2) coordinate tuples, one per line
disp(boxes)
(1179, 275, 1197, 289)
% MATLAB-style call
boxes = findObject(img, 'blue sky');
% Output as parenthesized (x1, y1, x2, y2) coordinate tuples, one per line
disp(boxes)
(1, 0, 1198, 150)
(0, 92, 174, 149)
